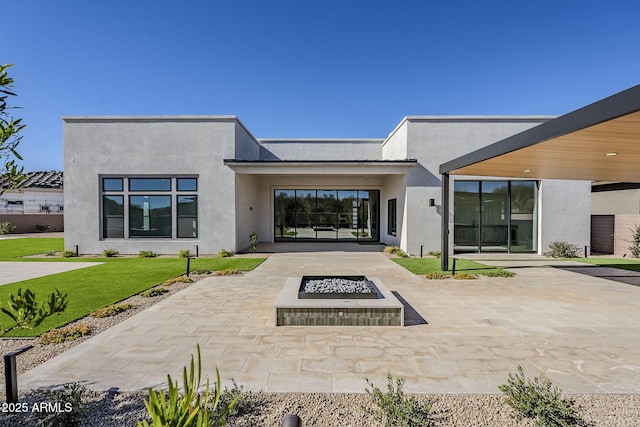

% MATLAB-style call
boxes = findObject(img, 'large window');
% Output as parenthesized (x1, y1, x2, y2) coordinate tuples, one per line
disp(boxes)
(274, 189, 379, 242)
(101, 177, 198, 239)
(454, 180, 537, 253)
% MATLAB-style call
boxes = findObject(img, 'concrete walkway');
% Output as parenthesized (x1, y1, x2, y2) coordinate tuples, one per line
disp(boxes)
(0, 262, 104, 286)
(19, 252, 640, 394)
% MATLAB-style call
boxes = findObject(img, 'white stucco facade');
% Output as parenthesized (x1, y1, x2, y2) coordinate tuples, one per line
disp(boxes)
(63, 115, 590, 255)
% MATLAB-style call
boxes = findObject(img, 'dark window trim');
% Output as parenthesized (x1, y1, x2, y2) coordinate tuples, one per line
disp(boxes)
(388, 198, 397, 236)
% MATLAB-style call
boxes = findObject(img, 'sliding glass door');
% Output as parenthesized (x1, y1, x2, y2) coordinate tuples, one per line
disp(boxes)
(454, 180, 537, 253)
(274, 189, 379, 242)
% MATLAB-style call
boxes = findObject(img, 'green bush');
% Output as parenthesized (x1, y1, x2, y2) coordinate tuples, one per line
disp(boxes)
(178, 249, 191, 258)
(424, 271, 450, 280)
(138, 345, 237, 427)
(38, 382, 88, 427)
(498, 365, 581, 427)
(217, 249, 234, 258)
(190, 269, 212, 275)
(545, 241, 580, 258)
(1, 288, 68, 336)
(102, 248, 119, 257)
(40, 323, 91, 344)
(249, 231, 258, 253)
(628, 223, 640, 258)
(62, 250, 77, 258)
(427, 251, 441, 258)
(208, 380, 256, 423)
(140, 287, 169, 298)
(384, 246, 409, 258)
(35, 223, 50, 232)
(138, 250, 158, 258)
(0, 221, 16, 235)
(482, 269, 516, 278)
(364, 372, 430, 427)
(89, 303, 134, 318)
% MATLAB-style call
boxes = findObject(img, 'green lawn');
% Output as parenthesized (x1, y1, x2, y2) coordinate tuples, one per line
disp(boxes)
(576, 257, 640, 272)
(0, 238, 265, 337)
(392, 257, 508, 275)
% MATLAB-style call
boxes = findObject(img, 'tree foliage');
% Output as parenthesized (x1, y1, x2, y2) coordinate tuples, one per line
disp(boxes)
(0, 64, 25, 193)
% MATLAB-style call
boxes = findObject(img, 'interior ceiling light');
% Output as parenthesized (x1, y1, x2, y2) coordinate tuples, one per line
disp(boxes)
(523, 169, 531, 173)
(605, 152, 619, 156)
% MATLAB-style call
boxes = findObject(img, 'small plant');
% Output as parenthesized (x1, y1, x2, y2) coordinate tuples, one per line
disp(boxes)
(62, 250, 77, 258)
(138, 345, 237, 427)
(0, 221, 16, 235)
(40, 323, 91, 344)
(249, 231, 258, 253)
(364, 372, 430, 427)
(427, 251, 441, 258)
(138, 250, 158, 258)
(384, 246, 409, 258)
(208, 380, 256, 423)
(190, 269, 212, 275)
(628, 223, 640, 258)
(90, 303, 134, 318)
(482, 269, 516, 278)
(216, 268, 240, 276)
(161, 275, 193, 286)
(499, 365, 581, 427)
(453, 273, 477, 280)
(217, 249, 234, 258)
(179, 249, 191, 258)
(102, 248, 119, 257)
(545, 241, 580, 258)
(35, 223, 50, 232)
(424, 271, 450, 280)
(38, 382, 88, 427)
(140, 287, 169, 298)
(1, 288, 68, 336)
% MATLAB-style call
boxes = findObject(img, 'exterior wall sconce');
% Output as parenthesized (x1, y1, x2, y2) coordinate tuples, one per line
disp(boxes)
(429, 199, 435, 207)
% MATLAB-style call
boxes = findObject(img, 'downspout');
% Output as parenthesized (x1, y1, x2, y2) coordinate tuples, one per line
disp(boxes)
(441, 173, 449, 271)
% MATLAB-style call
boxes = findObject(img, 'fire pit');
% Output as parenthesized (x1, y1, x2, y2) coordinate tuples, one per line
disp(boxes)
(298, 275, 379, 299)
(275, 276, 404, 326)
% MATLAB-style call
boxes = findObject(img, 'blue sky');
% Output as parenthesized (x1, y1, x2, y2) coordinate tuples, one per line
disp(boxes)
(3, 0, 639, 172)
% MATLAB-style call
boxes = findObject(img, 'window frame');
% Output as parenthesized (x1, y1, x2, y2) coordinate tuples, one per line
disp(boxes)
(388, 198, 397, 236)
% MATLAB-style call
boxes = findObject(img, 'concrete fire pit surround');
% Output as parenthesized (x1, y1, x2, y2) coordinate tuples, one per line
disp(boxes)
(275, 276, 404, 326)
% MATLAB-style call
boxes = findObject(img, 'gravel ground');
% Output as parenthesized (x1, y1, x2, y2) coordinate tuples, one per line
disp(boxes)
(1, 271, 640, 426)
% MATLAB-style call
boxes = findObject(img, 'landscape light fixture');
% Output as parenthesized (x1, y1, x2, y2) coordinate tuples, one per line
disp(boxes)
(429, 198, 435, 206)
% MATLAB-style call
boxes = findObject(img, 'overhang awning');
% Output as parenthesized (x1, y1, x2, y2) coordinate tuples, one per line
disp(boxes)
(224, 159, 417, 175)
(439, 84, 640, 181)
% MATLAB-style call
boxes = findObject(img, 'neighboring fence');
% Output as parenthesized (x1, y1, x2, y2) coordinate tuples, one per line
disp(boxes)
(0, 214, 64, 233)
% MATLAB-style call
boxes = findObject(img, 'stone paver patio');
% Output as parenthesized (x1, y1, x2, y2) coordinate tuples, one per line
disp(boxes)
(18, 251, 640, 394)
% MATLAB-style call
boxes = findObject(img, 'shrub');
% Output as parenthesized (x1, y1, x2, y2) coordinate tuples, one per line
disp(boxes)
(499, 365, 581, 427)
(424, 271, 450, 280)
(138, 250, 158, 258)
(217, 249, 234, 258)
(38, 382, 88, 427)
(62, 250, 77, 258)
(249, 231, 258, 253)
(102, 248, 119, 257)
(384, 246, 409, 258)
(140, 287, 169, 298)
(482, 269, 516, 278)
(138, 345, 237, 427)
(628, 223, 640, 258)
(364, 372, 430, 427)
(453, 273, 477, 280)
(178, 249, 191, 258)
(190, 269, 212, 275)
(161, 275, 193, 286)
(35, 223, 50, 232)
(208, 380, 256, 422)
(90, 303, 134, 318)
(40, 323, 91, 345)
(427, 251, 441, 258)
(545, 241, 580, 258)
(0, 221, 16, 235)
(216, 268, 240, 276)
(1, 288, 68, 336)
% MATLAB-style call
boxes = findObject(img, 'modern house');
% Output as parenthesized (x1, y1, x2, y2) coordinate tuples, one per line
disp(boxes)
(0, 170, 64, 233)
(63, 115, 591, 255)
